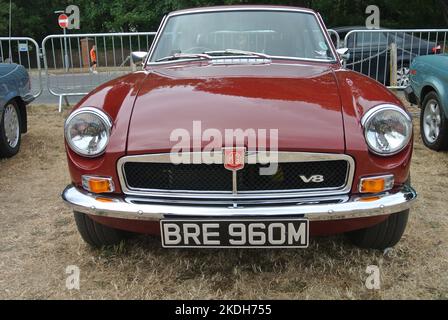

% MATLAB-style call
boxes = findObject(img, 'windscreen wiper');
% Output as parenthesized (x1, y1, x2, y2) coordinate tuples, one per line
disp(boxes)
(156, 53, 212, 62)
(204, 49, 271, 59)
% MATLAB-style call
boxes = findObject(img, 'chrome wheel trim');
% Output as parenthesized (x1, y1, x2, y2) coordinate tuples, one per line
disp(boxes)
(423, 99, 442, 144)
(396, 67, 410, 87)
(3, 104, 20, 148)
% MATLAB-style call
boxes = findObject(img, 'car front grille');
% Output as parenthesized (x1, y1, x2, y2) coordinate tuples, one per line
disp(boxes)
(118, 152, 354, 199)
(123, 161, 348, 192)
(124, 163, 233, 191)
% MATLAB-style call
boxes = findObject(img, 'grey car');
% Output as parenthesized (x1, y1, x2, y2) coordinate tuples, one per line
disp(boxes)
(0, 63, 34, 158)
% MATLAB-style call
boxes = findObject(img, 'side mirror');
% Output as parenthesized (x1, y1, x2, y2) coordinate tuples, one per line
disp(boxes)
(131, 51, 148, 65)
(336, 48, 350, 61)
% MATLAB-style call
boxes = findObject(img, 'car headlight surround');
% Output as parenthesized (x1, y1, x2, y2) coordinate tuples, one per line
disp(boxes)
(361, 104, 412, 156)
(64, 107, 112, 157)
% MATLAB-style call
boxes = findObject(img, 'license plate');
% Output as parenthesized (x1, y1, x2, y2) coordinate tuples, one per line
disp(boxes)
(160, 219, 309, 248)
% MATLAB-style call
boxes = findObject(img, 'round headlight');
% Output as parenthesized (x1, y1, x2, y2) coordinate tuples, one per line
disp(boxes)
(65, 107, 112, 157)
(362, 105, 412, 156)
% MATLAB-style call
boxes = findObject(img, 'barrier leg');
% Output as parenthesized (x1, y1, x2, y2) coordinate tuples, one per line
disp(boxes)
(58, 95, 71, 113)
(64, 96, 70, 107)
(389, 43, 398, 87)
(59, 95, 63, 113)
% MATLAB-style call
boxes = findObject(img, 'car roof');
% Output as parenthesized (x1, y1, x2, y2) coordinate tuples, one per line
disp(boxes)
(168, 5, 317, 16)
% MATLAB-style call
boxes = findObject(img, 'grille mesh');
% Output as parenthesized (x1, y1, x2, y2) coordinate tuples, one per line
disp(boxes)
(123, 163, 232, 191)
(123, 161, 348, 193)
(238, 161, 348, 191)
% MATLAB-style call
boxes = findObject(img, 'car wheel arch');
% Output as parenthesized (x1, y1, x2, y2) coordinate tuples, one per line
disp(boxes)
(15, 97, 27, 134)
(421, 85, 437, 103)
(419, 75, 448, 105)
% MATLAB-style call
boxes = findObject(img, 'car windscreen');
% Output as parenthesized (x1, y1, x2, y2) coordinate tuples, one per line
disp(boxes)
(150, 10, 336, 62)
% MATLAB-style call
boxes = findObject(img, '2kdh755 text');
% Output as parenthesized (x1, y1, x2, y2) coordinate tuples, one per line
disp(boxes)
(219, 304, 272, 316)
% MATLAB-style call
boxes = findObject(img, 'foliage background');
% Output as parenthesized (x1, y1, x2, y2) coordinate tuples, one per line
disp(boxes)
(1, 0, 447, 41)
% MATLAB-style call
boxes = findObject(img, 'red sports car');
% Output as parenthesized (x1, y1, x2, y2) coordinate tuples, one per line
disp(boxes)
(62, 6, 417, 250)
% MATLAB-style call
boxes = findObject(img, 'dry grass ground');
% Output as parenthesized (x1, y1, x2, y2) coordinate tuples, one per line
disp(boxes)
(0, 98, 447, 300)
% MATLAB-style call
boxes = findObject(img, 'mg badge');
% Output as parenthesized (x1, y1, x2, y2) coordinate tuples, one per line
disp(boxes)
(224, 148, 246, 172)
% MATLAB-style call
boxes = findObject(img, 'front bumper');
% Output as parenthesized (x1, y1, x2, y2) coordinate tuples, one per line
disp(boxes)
(22, 93, 35, 105)
(62, 185, 417, 222)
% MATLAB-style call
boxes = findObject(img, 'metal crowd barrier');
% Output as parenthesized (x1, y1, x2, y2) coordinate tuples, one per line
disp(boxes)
(343, 29, 448, 89)
(0, 37, 42, 98)
(41, 32, 156, 111)
(327, 29, 340, 48)
(3, 28, 448, 110)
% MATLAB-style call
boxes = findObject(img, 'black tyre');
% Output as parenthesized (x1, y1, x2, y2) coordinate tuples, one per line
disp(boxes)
(0, 100, 22, 158)
(74, 212, 130, 248)
(420, 91, 448, 151)
(347, 210, 409, 250)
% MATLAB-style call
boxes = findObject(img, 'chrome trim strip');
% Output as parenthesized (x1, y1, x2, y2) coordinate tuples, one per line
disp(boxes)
(81, 175, 115, 193)
(232, 171, 238, 195)
(168, 7, 316, 16)
(145, 15, 167, 66)
(62, 185, 417, 222)
(126, 195, 349, 206)
(361, 104, 412, 127)
(145, 7, 338, 66)
(116, 152, 356, 199)
(359, 174, 395, 193)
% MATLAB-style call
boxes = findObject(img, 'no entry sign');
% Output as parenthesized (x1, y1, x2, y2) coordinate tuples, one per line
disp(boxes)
(58, 14, 69, 29)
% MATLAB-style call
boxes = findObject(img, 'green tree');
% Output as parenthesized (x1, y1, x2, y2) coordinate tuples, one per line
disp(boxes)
(0, 0, 446, 41)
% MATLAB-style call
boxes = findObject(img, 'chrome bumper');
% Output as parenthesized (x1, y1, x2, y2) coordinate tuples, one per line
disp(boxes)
(62, 185, 417, 222)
